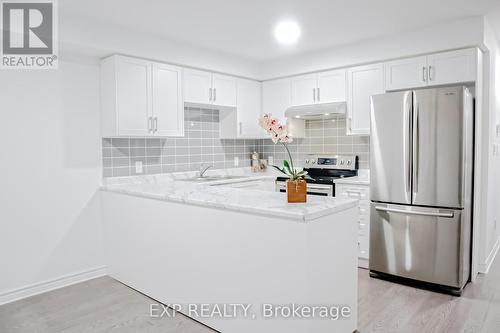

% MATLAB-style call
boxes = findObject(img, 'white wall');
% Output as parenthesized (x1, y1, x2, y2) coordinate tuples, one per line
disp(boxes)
(0, 61, 105, 302)
(479, 17, 500, 272)
(59, 14, 261, 80)
(258, 16, 485, 80)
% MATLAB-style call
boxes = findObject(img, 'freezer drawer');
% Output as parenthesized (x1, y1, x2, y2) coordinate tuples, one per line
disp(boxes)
(369, 203, 470, 289)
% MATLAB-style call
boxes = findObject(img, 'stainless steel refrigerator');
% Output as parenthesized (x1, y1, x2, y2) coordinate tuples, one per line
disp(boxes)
(369, 86, 473, 296)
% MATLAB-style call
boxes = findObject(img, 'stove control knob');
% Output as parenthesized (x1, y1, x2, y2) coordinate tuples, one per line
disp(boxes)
(305, 159, 309, 164)
(340, 160, 344, 165)
(312, 160, 316, 164)
(347, 160, 352, 166)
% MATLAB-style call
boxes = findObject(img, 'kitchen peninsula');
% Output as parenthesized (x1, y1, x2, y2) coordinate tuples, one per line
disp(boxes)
(101, 169, 359, 333)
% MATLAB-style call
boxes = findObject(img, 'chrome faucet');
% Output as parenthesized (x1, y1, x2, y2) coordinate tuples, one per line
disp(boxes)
(199, 164, 213, 178)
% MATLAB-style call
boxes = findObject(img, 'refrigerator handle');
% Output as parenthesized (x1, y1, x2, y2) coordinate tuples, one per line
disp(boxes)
(375, 206, 454, 218)
(413, 98, 419, 193)
(404, 92, 412, 195)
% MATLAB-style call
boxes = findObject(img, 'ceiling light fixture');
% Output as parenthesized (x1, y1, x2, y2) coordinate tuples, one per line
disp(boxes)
(274, 20, 301, 45)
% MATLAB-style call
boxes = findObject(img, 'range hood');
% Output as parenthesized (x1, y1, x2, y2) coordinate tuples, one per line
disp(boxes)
(285, 101, 346, 120)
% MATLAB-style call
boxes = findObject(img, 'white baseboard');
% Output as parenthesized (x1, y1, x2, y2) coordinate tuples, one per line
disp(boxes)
(479, 235, 500, 274)
(0, 266, 107, 306)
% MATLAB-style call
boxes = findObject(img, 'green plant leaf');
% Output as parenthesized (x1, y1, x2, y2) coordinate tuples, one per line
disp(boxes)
(270, 165, 287, 175)
(283, 160, 292, 175)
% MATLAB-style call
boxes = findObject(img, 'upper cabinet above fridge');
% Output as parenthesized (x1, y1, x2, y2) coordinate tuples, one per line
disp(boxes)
(385, 48, 476, 91)
(183, 69, 237, 108)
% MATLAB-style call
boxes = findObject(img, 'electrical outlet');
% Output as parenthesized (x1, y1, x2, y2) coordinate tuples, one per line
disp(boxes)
(135, 161, 143, 174)
(496, 124, 500, 139)
(234, 156, 239, 167)
(268, 156, 274, 165)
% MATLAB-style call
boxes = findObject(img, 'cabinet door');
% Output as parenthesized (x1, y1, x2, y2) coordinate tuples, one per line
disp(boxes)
(427, 49, 476, 86)
(262, 78, 291, 124)
(290, 74, 317, 106)
(236, 79, 264, 138)
(116, 57, 152, 136)
(212, 74, 237, 107)
(317, 69, 346, 103)
(347, 63, 385, 135)
(385, 56, 427, 91)
(152, 63, 184, 136)
(183, 69, 212, 105)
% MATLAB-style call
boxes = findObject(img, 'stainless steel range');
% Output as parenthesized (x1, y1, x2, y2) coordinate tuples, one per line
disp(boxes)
(275, 155, 359, 196)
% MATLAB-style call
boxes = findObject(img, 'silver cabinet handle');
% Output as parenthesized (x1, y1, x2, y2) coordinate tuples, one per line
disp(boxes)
(209, 88, 212, 101)
(239, 122, 242, 135)
(345, 190, 362, 195)
(422, 66, 428, 82)
(213, 88, 216, 102)
(317, 87, 320, 102)
(148, 116, 153, 133)
(428, 65, 433, 81)
(313, 88, 316, 102)
(375, 206, 454, 218)
(154, 117, 158, 133)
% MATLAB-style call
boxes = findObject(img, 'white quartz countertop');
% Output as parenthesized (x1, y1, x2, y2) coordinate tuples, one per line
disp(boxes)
(333, 169, 370, 185)
(101, 168, 358, 222)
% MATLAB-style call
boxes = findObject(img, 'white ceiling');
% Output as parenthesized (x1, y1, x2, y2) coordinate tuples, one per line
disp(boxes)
(61, 0, 500, 62)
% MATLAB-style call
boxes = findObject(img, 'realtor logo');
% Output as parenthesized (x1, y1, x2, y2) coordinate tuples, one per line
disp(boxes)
(1, 0, 58, 69)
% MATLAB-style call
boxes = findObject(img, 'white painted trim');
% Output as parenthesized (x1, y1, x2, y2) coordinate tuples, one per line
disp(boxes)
(479, 235, 500, 274)
(471, 48, 485, 282)
(0, 266, 107, 306)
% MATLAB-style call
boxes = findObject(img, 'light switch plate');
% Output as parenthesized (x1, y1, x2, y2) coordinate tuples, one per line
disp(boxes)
(268, 156, 274, 165)
(135, 161, 143, 173)
(234, 156, 239, 167)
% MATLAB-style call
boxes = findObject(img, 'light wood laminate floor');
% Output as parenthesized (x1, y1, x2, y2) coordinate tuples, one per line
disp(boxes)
(1, 254, 500, 333)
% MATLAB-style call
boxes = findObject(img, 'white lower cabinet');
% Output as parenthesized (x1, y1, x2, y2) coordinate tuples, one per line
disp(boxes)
(336, 183, 370, 268)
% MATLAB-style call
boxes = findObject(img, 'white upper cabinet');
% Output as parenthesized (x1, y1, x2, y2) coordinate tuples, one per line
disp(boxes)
(236, 79, 263, 137)
(262, 78, 291, 124)
(426, 49, 476, 86)
(220, 79, 264, 138)
(114, 57, 152, 136)
(262, 78, 305, 138)
(152, 63, 184, 136)
(290, 70, 346, 106)
(183, 69, 212, 105)
(212, 74, 237, 107)
(290, 74, 317, 106)
(385, 48, 476, 91)
(100, 55, 183, 137)
(347, 63, 385, 136)
(183, 69, 237, 108)
(317, 69, 347, 103)
(385, 56, 427, 91)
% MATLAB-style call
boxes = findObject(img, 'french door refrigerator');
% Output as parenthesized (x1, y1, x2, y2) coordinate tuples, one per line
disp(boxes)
(369, 86, 473, 296)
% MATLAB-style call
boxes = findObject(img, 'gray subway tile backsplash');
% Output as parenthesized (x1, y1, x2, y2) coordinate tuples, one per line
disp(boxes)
(258, 115, 370, 170)
(102, 109, 370, 177)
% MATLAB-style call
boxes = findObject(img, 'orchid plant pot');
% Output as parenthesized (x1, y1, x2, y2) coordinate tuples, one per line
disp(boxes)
(258, 113, 312, 204)
(286, 179, 307, 203)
